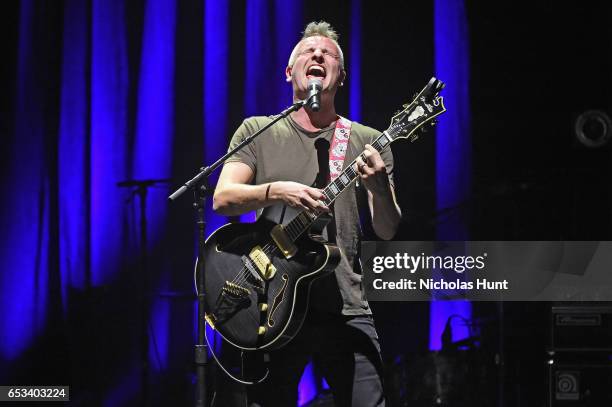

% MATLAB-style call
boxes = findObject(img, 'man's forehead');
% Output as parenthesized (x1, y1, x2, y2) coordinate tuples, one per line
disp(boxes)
(298, 36, 339, 51)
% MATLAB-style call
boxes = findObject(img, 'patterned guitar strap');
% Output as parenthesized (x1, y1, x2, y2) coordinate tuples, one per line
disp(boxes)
(324, 116, 352, 242)
(329, 116, 352, 182)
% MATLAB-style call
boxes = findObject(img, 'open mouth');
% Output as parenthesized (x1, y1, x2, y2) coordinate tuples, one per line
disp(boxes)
(306, 65, 326, 79)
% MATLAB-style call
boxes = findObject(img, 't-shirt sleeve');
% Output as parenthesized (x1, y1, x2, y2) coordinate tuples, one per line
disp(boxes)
(224, 119, 258, 174)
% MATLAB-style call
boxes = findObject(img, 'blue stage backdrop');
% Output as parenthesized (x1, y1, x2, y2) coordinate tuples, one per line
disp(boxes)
(431, 0, 472, 350)
(0, 0, 444, 405)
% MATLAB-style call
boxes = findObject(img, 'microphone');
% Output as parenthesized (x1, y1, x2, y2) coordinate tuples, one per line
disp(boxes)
(306, 78, 322, 112)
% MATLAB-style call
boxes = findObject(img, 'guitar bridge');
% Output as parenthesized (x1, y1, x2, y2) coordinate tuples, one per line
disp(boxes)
(209, 282, 252, 326)
(222, 281, 250, 298)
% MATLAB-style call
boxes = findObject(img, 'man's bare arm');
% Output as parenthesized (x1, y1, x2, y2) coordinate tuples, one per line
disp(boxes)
(213, 162, 329, 216)
(367, 184, 401, 240)
(355, 144, 402, 240)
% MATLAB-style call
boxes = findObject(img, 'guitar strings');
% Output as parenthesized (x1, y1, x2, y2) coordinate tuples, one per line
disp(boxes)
(228, 165, 355, 288)
(204, 98, 442, 308)
(223, 139, 392, 293)
(228, 241, 277, 288)
(230, 241, 294, 294)
(222, 157, 380, 289)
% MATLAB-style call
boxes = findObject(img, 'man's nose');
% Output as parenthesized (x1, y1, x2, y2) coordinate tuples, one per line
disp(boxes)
(311, 49, 324, 60)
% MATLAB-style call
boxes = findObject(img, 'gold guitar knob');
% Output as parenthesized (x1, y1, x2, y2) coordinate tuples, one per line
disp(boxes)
(259, 303, 268, 312)
(258, 326, 267, 335)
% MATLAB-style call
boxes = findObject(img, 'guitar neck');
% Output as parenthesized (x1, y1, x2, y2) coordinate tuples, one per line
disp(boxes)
(282, 130, 395, 242)
(279, 77, 446, 242)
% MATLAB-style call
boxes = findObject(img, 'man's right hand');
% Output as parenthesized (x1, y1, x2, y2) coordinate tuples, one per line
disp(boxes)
(270, 181, 330, 213)
(214, 162, 330, 215)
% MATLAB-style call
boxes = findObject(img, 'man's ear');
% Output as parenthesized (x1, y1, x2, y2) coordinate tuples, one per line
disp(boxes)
(285, 66, 292, 82)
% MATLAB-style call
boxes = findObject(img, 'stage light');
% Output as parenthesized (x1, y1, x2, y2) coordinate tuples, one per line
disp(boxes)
(574, 110, 612, 148)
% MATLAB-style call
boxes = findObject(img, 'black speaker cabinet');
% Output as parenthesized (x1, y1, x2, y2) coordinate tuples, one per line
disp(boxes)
(551, 306, 612, 351)
(548, 352, 612, 407)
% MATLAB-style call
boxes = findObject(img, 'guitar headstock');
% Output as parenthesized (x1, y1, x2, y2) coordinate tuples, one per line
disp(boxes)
(387, 77, 446, 142)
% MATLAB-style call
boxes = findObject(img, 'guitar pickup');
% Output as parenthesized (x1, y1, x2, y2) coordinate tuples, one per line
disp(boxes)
(245, 246, 277, 280)
(270, 224, 298, 259)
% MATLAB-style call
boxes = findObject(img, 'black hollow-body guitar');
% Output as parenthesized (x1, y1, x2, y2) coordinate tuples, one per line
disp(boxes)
(197, 77, 446, 351)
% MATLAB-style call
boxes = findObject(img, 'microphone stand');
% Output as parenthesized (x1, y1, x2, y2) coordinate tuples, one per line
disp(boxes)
(168, 98, 310, 407)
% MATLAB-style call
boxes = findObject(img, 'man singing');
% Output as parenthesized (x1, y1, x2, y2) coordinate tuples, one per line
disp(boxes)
(213, 21, 401, 407)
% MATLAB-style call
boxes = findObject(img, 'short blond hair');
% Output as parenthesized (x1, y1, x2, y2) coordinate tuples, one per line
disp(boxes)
(288, 21, 345, 69)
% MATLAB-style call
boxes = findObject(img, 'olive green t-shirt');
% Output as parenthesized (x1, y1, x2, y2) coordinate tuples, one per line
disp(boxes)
(225, 115, 394, 315)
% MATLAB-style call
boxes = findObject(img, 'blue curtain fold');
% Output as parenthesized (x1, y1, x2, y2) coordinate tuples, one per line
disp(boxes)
(0, 1, 370, 405)
(430, 0, 472, 350)
(1, 0, 53, 361)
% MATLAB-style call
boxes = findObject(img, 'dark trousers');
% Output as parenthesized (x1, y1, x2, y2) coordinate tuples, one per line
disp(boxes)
(245, 311, 385, 407)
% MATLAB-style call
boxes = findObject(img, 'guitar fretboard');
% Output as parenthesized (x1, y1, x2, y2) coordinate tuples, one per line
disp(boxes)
(282, 128, 398, 242)
(278, 77, 446, 243)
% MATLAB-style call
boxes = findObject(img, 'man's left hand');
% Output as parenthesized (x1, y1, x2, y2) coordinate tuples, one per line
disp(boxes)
(355, 144, 390, 195)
